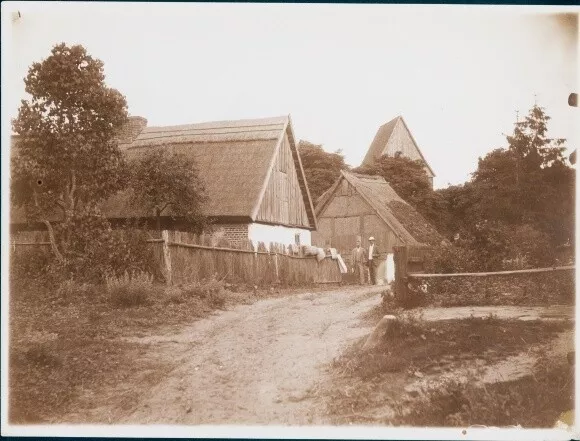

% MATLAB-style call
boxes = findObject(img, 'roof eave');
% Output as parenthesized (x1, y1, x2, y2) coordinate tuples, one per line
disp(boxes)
(398, 116, 436, 177)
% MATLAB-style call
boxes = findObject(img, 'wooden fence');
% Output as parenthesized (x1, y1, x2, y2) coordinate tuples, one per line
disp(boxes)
(10, 230, 343, 286)
(150, 231, 342, 286)
(393, 245, 575, 305)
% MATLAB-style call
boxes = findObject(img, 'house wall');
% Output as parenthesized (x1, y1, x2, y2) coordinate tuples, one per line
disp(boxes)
(382, 119, 434, 180)
(256, 133, 311, 228)
(248, 223, 311, 247)
(312, 179, 405, 256)
(209, 223, 250, 246)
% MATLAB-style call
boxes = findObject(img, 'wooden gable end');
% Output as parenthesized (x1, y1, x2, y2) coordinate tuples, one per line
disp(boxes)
(314, 178, 404, 253)
(318, 178, 374, 218)
(256, 132, 311, 228)
(382, 119, 434, 179)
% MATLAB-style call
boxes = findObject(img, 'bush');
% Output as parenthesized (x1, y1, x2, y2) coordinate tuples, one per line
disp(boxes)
(505, 224, 555, 268)
(10, 246, 53, 290)
(424, 222, 559, 274)
(45, 209, 159, 284)
(106, 271, 155, 307)
(163, 286, 185, 305)
(178, 277, 228, 309)
(54, 279, 96, 304)
(423, 245, 479, 274)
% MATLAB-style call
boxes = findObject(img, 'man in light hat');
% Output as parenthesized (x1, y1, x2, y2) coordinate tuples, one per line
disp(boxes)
(367, 236, 380, 285)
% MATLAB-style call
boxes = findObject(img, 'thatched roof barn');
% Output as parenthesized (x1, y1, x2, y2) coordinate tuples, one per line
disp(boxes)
(312, 170, 443, 255)
(361, 115, 435, 187)
(11, 115, 318, 246)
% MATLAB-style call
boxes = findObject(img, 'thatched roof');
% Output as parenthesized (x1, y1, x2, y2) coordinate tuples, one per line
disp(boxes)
(316, 170, 443, 246)
(11, 116, 317, 229)
(361, 115, 435, 177)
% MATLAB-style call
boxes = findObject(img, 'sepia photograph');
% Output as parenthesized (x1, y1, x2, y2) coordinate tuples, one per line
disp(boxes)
(1, 2, 578, 439)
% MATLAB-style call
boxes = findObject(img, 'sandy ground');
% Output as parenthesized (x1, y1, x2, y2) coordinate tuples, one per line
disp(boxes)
(66, 287, 573, 425)
(413, 305, 574, 322)
(112, 286, 384, 425)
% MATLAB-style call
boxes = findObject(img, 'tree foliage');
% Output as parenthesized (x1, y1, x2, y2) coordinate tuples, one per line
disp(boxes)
(469, 104, 573, 245)
(11, 43, 129, 260)
(354, 156, 448, 232)
(297, 140, 348, 202)
(433, 103, 574, 270)
(128, 149, 208, 231)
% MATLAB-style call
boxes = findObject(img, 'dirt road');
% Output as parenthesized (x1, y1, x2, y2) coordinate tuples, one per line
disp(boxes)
(69, 286, 573, 425)
(113, 286, 384, 425)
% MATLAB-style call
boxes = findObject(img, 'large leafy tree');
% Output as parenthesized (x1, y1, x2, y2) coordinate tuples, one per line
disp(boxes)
(355, 156, 448, 233)
(470, 104, 574, 245)
(297, 140, 348, 202)
(12, 43, 129, 261)
(129, 149, 208, 232)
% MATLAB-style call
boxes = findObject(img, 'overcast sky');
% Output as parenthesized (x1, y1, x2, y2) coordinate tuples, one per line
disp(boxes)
(3, 3, 578, 188)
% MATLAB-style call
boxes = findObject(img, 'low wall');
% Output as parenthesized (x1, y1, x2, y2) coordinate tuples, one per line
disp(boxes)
(408, 269, 575, 307)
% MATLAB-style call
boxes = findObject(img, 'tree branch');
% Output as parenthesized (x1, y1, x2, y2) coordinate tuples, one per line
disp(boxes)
(43, 220, 65, 263)
(158, 202, 171, 215)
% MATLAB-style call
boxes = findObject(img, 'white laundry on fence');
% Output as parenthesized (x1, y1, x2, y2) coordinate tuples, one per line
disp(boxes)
(385, 253, 395, 283)
(336, 254, 348, 274)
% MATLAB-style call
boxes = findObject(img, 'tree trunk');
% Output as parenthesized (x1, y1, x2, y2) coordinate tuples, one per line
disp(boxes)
(43, 220, 65, 263)
(156, 207, 161, 233)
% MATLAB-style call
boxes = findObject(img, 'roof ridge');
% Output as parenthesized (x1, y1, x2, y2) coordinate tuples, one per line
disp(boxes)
(144, 115, 289, 131)
(342, 171, 417, 244)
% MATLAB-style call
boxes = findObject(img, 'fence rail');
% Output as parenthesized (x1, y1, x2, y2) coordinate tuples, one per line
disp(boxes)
(393, 245, 575, 306)
(408, 265, 575, 278)
(11, 231, 343, 286)
(160, 239, 342, 286)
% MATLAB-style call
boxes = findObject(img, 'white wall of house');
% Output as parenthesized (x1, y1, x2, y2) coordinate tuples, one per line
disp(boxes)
(248, 223, 312, 247)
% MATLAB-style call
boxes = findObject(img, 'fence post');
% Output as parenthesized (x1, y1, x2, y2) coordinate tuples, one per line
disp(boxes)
(394, 246, 408, 304)
(162, 229, 172, 285)
(272, 243, 280, 283)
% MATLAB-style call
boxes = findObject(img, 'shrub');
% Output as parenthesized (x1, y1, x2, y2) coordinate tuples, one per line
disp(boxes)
(423, 245, 479, 274)
(56, 279, 95, 296)
(505, 224, 555, 268)
(45, 209, 160, 284)
(179, 277, 228, 309)
(163, 286, 185, 305)
(106, 271, 155, 307)
(10, 246, 53, 291)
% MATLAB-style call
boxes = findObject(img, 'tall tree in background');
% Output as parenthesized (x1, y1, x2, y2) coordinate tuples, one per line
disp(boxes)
(355, 156, 449, 233)
(129, 149, 208, 232)
(470, 104, 574, 245)
(11, 43, 129, 261)
(298, 140, 348, 202)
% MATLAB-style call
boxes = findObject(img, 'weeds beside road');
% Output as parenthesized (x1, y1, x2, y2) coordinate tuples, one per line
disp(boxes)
(9, 276, 574, 427)
(9, 277, 343, 423)
(319, 306, 574, 427)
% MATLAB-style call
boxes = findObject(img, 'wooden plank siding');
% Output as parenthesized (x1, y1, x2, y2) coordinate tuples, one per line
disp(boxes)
(256, 134, 311, 228)
(313, 180, 405, 256)
(383, 118, 434, 181)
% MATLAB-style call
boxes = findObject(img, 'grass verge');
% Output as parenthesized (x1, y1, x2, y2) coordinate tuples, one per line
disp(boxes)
(392, 357, 574, 427)
(9, 278, 337, 423)
(320, 314, 572, 426)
